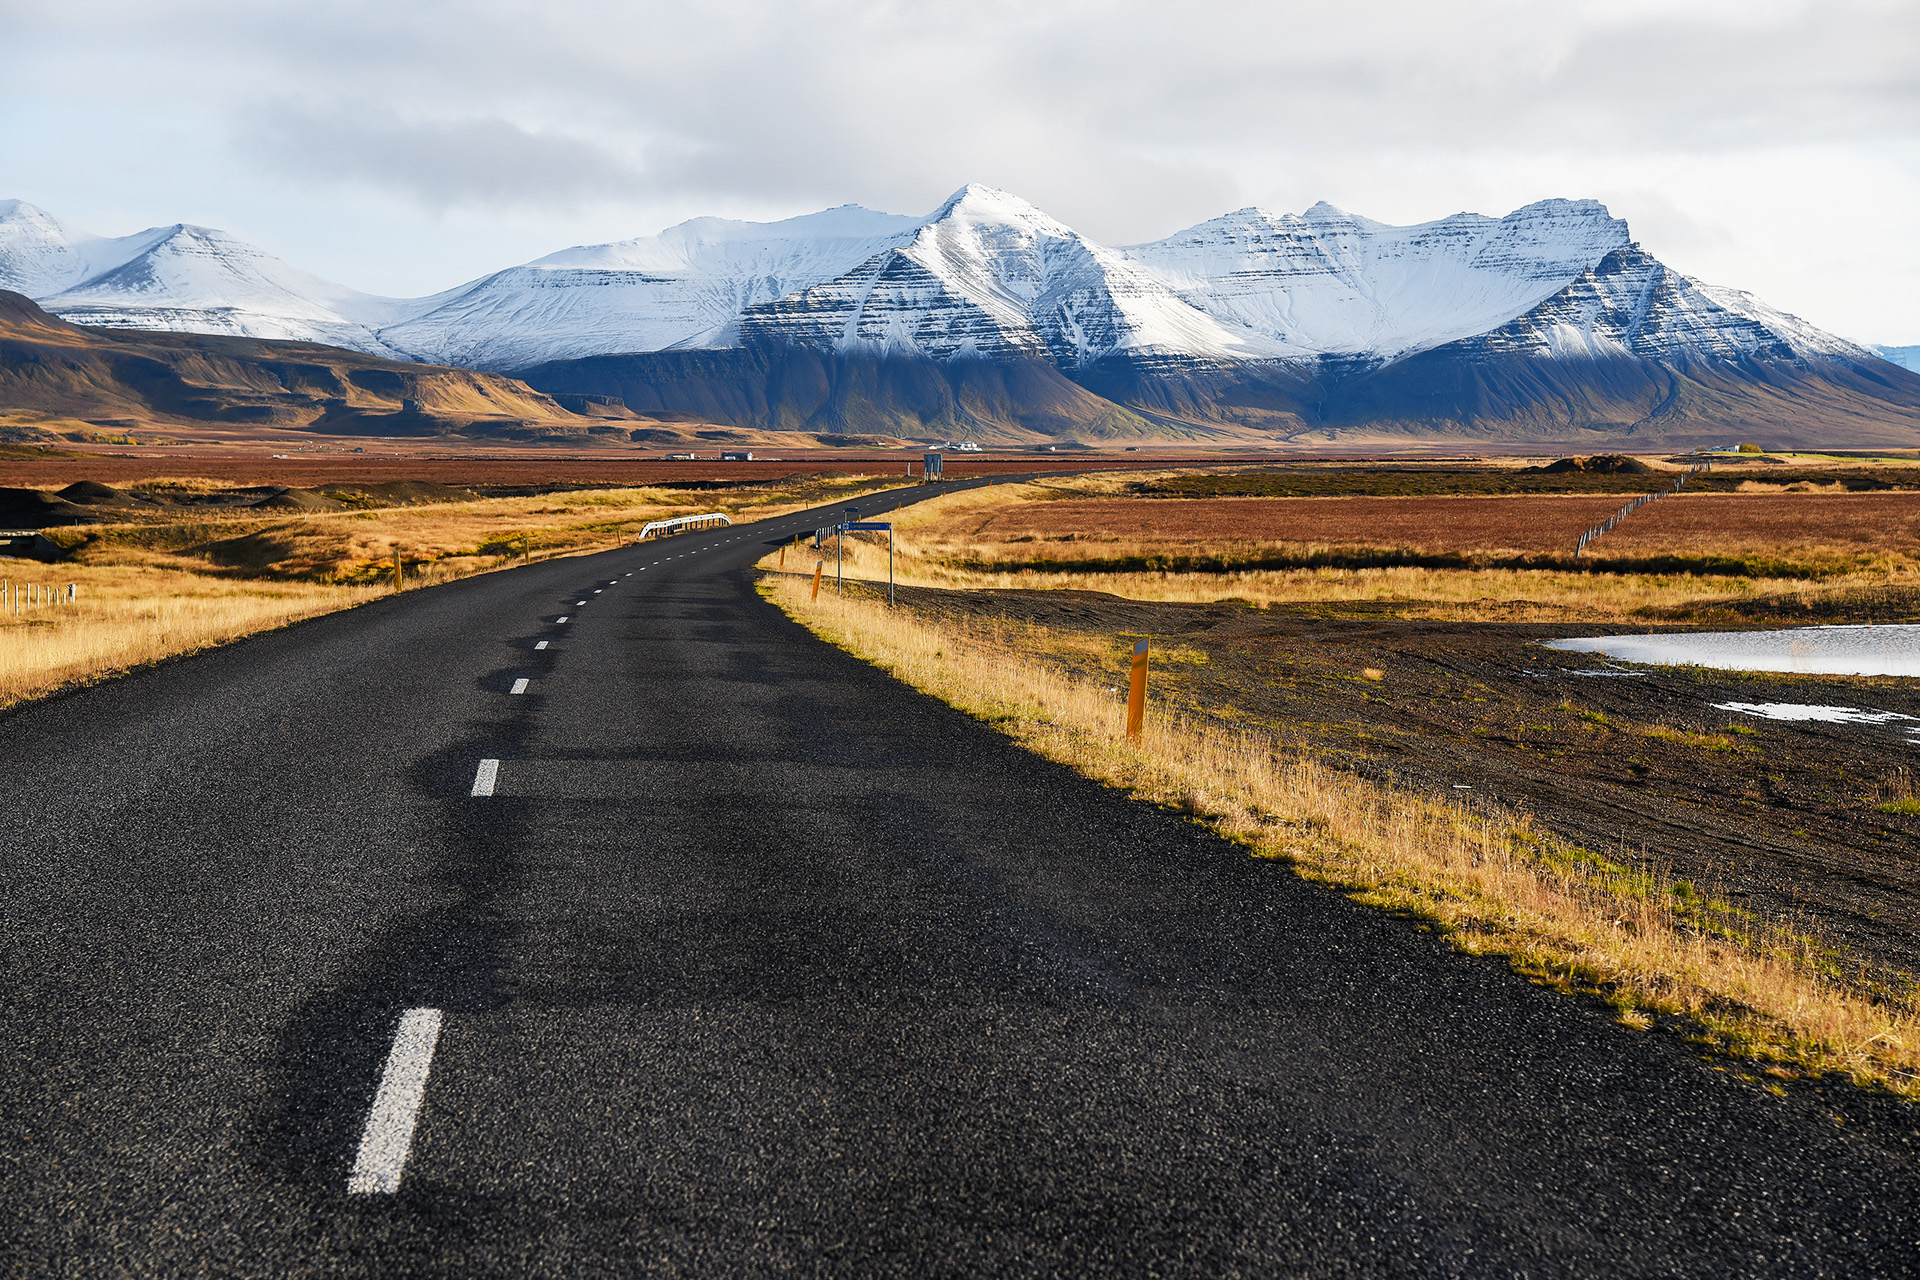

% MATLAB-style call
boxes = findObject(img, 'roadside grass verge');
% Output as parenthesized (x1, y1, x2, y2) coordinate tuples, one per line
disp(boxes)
(759, 564, 1920, 1097)
(0, 566, 379, 709)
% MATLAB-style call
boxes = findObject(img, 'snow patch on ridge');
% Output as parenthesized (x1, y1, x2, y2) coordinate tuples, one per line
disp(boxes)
(1460, 247, 1872, 363)
(1121, 198, 1632, 360)
(740, 184, 1277, 366)
(377, 205, 921, 368)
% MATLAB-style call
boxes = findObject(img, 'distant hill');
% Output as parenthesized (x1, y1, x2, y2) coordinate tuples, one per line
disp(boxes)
(0, 290, 615, 442)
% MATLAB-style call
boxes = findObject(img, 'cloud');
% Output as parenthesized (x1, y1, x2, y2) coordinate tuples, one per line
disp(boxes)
(241, 107, 652, 211)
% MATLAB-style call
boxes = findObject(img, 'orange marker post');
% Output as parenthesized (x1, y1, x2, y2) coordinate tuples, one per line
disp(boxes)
(811, 560, 825, 601)
(1125, 638, 1149, 741)
(780, 544, 786, 568)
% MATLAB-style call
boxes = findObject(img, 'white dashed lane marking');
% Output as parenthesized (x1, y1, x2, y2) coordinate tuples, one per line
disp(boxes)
(471, 759, 500, 796)
(510, 678, 529, 695)
(556, 615, 569, 623)
(347, 1008, 443, 1195)
(575, 600, 586, 606)
(535, 641, 549, 650)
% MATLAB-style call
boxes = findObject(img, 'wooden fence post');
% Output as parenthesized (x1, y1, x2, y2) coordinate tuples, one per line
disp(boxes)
(1125, 638, 1150, 741)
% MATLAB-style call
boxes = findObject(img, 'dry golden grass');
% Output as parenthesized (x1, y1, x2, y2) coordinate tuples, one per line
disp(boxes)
(0, 565, 379, 708)
(69, 479, 901, 584)
(761, 564, 1920, 1096)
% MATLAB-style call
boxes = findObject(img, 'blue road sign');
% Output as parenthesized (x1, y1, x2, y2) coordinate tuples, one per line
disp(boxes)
(842, 521, 892, 531)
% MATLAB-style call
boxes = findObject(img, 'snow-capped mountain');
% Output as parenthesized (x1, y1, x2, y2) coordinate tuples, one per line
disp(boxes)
(734, 185, 1274, 366)
(1120, 198, 1633, 360)
(0, 200, 412, 356)
(0, 199, 177, 297)
(7, 187, 1917, 447)
(1458, 246, 1872, 363)
(380, 204, 921, 369)
(6, 188, 1887, 378)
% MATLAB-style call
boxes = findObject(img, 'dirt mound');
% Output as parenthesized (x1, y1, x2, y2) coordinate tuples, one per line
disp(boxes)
(0, 487, 99, 527)
(56, 480, 156, 507)
(1587, 454, 1655, 474)
(250, 487, 346, 512)
(1533, 455, 1654, 475)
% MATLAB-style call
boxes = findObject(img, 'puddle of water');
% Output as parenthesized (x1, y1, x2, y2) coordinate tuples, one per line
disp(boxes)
(1712, 701, 1918, 725)
(1545, 624, 1920, 677)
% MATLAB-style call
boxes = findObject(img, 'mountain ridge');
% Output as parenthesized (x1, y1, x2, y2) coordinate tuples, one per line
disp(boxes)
(6, 189, 1919, 449)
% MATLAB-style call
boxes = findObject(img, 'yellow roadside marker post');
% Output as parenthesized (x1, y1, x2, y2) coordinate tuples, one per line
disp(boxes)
(780, 544, 786, 568)
(811, 560, 825, 600)
(393, 547, 403, 591)
(1125, 638, 1149, 741)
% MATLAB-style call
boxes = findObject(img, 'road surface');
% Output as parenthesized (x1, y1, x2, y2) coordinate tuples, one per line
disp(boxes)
(4, 482, 1919, 1277)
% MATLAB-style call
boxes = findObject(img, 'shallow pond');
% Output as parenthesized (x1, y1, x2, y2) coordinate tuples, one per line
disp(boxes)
(1544, 624, 1920, 677)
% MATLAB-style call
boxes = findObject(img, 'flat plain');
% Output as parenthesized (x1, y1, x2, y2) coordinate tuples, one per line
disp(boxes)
(977, 490, 1920, 561)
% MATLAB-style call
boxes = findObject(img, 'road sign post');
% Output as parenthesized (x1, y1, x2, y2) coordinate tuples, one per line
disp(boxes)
(838, 507, 859, 596)
(1125, 638, 1149, 741)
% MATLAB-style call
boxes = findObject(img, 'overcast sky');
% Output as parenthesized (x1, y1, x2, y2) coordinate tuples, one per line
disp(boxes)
(3, 0, 1915, 342)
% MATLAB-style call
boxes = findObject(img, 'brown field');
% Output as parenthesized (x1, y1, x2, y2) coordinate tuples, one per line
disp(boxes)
(976, 491, 1920, 560)
(0, 448, 1231, 492)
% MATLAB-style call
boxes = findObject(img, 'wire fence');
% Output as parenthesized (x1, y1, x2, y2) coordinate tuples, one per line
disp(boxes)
(1574, 461, 1713, 557)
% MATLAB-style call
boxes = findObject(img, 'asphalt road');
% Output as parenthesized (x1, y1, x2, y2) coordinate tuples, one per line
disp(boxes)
(4, 479, 1920, 1277)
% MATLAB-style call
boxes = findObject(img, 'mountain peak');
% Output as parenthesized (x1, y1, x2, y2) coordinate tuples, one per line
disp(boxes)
(927, 183, 1058, 229)
(1303, 200, 1356, 222)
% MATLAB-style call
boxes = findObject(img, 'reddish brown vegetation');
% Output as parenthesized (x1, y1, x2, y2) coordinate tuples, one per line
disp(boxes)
(981, 492, 1920, 558)
(0, 452, 1193, 492)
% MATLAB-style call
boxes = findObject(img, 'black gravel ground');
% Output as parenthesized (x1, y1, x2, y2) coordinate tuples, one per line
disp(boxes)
(4, 482, 1920, 1277)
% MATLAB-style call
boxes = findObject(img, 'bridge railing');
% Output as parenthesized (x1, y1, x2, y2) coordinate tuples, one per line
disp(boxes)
(636, 511, 732, 541)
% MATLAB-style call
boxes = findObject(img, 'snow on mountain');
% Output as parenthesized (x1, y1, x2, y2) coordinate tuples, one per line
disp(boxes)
(36, 222, 412, 357)
(378, 205, 921, 369)
(734, 184, 1277, 366)
(0, 191, 1883, 383)
(1457, 246, 1873, 363)
(1121, 198, 1632, 360)
(0, 200, 176, 298)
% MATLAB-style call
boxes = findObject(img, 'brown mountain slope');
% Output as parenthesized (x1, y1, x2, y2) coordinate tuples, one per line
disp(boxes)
(521, 339, 1920, 451)
(0, 290, 610, 440)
